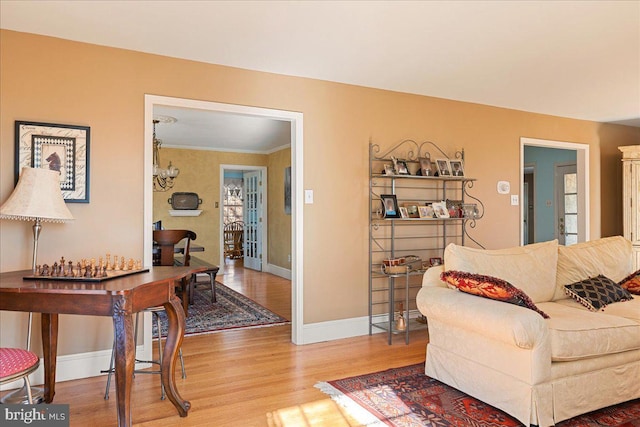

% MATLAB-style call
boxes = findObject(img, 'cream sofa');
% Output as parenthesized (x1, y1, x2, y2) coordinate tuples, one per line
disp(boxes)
(416, 236, 640, 427)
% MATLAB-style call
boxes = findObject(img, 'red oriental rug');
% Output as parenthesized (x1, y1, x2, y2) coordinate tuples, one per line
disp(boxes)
(316, 363, 640, 427)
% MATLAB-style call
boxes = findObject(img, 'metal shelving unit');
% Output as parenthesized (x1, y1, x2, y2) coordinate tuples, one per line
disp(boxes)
(369, 139, 484, 344)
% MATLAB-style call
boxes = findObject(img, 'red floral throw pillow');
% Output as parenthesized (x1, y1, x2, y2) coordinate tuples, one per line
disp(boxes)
(441, 270, 549, 319)
(618, 270, 640, 295)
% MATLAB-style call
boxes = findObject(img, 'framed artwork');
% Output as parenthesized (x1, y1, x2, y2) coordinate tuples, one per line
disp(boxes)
(380, 194, 400, 218)
(383, 163, 395, 176)
(419, 157, 434, 176)
(15, 121, 90, 203)
(418, 205, 434, 218)
(436, 159, 451, 177)
(432, 201, 450, 218)
(399, 206, 409, 219)
(284, 166, 291, 215)
(430, 257, 443, 267)
(449, 159, 464, 177)
(403, 203, 420, 218)
(396, 159, 410, 175)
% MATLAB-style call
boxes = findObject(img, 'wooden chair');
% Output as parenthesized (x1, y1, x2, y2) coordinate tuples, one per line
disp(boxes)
(0, 348, 40, 404)
(223, 221, 244, 259)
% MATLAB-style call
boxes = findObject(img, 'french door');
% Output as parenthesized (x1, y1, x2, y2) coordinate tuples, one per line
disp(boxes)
(555, 163, 578, 245)
(243, 170, 263, 271)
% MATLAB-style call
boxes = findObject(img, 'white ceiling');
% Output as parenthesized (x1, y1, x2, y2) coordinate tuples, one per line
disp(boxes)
(2, 0, 639, 152)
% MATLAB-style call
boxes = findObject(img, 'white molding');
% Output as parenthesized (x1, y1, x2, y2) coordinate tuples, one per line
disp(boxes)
(265, 263, 292, 280)
(0, 346, 147, 391)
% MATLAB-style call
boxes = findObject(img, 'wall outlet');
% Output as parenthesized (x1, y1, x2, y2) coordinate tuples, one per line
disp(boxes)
(304, 189, 314, 204)
(511, 195, 519, 206)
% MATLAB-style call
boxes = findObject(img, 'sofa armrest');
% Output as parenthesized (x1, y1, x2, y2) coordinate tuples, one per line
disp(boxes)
(417, 286, 549, 350)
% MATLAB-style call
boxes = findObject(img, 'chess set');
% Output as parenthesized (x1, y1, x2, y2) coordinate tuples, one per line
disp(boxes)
(23, 254, 148, 282)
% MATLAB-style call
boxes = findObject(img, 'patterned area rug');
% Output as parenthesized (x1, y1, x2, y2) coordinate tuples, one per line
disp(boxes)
(316, 363, 640, 427)
(153, 282, 289, 338)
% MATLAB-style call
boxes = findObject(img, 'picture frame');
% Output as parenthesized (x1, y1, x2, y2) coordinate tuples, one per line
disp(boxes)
(399, 206, 409, 219)
(430, 257, 443, 267)
(449, 159, 464, 177)
(446, 199, 463, 218)
(380, 194, 400, 218)
(418, 205, 433, 218)
(15, 121, 90, 203)
(432, 201, 450, 218)
(403, 203, 420, 218)
(396, 159, 410, 175)
(383, 163, 395, 176)
(419, 157, 434, 176)
(435, 159, 451, 177)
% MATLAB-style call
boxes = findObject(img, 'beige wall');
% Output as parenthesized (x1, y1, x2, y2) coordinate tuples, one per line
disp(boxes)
(2, 30, 639, 355)
(267, 148, 292, 269)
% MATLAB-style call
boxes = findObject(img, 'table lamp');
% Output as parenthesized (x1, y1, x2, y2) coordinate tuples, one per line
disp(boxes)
(0, 167, 74, 404)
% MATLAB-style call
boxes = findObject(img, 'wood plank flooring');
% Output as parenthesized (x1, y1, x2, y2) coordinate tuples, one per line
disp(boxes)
(16, 260, 429, 426)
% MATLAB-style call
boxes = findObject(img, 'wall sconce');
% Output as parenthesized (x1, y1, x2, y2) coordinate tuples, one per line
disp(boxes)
(152, 119, 179, 192)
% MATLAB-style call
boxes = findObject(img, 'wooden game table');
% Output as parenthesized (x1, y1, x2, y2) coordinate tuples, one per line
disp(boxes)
(0, 265, 206, 427)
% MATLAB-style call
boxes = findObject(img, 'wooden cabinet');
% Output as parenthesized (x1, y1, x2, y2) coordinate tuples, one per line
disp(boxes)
(619, 145, 640, 269)
(369, 140, 483, 344)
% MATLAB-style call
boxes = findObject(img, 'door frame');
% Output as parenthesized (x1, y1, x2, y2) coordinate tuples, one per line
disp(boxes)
(520, 137, 589, 246)
(220, 165, 267, 273)
(144, 94, 304, 346)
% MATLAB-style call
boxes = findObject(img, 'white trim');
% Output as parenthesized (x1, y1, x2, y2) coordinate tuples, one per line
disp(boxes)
(163, 143, 291, 155)
(144, 95, 304, 347)
(520, 137, 590, 246)
(265, 263, 292, 280)
(0, 346, 146, 391)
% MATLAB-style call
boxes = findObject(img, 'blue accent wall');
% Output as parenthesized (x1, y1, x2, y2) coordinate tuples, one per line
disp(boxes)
(524, 146, 576, 243)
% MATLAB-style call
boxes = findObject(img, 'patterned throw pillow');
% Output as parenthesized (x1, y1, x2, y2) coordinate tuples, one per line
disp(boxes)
(440, 270, 549, 318)
(619, 270, 640, 295)
(564, 275, 634, 311)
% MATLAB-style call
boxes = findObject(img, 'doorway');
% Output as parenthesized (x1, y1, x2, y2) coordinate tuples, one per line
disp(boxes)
(520, 138, 589, 246)
(144, 95, 304, 346)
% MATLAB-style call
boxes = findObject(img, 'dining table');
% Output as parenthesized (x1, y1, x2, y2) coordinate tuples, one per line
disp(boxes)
(0, 265, 206, 427)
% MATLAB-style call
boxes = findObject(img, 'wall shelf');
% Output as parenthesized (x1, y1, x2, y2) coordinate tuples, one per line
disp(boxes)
(168, 210, 202, 217)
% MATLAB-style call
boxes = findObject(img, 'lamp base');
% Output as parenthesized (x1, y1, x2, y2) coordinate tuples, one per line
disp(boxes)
(0, 384, 44, 404)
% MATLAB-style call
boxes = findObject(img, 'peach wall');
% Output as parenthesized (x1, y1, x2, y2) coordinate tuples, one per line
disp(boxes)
(1, 30, 639, 355)
(267, 148, 292, 268)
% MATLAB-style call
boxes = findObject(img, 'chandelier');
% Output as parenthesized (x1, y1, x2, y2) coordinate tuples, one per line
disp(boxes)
(152, 119, 179, 192)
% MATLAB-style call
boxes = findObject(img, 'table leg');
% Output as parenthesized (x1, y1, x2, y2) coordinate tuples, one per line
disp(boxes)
(162, 294, 190, 417)
(112, 303, 135, 427)
(40, 313, 58, 403)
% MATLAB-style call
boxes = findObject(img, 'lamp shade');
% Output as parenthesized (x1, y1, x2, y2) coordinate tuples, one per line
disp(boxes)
(0, 167, 74, 222)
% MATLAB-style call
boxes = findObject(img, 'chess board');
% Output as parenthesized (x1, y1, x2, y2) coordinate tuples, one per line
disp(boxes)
(23, 268, 150, 282)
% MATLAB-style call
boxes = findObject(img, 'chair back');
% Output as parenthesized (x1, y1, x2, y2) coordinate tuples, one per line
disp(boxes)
(153, 229, 197, 266)
(223, 221, 244, 259)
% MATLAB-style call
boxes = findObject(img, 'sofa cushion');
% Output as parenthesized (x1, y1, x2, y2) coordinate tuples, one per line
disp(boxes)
(619, 269, 640, 295)
(555, 297, 640, 323)
(441, 270, 549, 318)
(553, 236, 633, 301)
(564, 275, 634, 311)
(539, 302, 640, 361)
(444, 240, 558, 303)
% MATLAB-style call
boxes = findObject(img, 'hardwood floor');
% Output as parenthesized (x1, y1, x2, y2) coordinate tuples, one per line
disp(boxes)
(24, 260, 429, 426)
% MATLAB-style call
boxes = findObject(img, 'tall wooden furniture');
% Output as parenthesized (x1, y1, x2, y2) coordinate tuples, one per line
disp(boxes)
(369, 140, 483, 344)
(619, 145, 640, 269)
(0, 266, 205, 427)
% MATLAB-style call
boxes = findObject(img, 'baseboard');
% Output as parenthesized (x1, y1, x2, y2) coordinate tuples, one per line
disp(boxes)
(264, 263, 291, 280)
(0, 345, 146, 391)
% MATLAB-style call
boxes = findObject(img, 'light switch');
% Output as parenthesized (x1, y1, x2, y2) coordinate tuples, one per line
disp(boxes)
(304, 189, 314, 204)
(511, 195, 519, 206)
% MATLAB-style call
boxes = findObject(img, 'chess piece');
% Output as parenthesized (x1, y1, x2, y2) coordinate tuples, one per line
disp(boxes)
(102, 266, 108, 277)
(68, 261, 74, 277)
(42, 264, 50, 276)
(106, 253, 112, 271)
(114, 256, 121, 271)
(52, 262, 59, 277)
(84, 266, 92, 278)
(136, 260, 142, 270)
(119, 257, 125, 271)
(127, 259, 134, 271)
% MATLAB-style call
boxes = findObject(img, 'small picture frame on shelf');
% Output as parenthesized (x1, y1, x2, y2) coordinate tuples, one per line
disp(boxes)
(430, 257, 443, 267)
(432, 201, 450, 218)
(436, 159, 451, 177)
(383, 163, 395, 175)
(403, 203, 420, 218)
(399, 206, 409, 218)
(419, 157, 434, 176)
(418, 205, 433, 218)
(396, 159, 410, 175)
(446, 199, 463, 218)
(449, 159, 464, 177)
(381, 194, 401, 218)
(462, 203, 479, 219)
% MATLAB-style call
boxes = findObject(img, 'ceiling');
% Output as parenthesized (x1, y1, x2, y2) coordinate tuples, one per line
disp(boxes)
(2, 1, 639, 152)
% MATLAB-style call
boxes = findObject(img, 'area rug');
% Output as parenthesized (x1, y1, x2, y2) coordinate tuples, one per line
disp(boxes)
(316, 363, 640, 427)
(153, 282, 289, 338)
